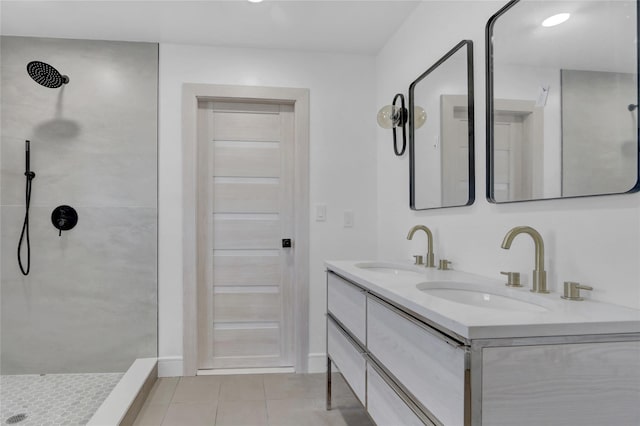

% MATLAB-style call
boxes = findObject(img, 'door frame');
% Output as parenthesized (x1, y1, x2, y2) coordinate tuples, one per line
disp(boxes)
(182, 84, 310, 376)
(441, 94, 471, 207)
(492, 99, 543, 200)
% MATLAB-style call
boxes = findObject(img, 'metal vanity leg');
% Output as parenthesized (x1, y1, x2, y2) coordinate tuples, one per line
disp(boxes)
(326, 356, 332, 410)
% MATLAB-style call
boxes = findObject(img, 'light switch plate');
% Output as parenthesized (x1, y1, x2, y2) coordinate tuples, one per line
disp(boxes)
(315, 204, 326, 222)
(344, 210, 354, 228)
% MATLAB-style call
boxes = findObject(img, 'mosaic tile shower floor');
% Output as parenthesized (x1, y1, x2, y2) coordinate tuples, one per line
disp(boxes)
(0, 373, 123, 425)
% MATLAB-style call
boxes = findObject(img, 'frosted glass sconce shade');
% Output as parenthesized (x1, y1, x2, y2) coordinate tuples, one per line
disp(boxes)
(377, 94, 426, 156)
(376, 104, 402, 129)
(377, 105, 426, 129)
(413, 106, 427, 129)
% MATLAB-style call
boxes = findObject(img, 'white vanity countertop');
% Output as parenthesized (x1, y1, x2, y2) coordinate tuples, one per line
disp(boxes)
(325, 260, 640, 340)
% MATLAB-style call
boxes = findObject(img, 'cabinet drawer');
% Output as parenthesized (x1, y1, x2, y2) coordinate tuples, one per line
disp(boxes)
(367, 297, 467, 426)
(367, 363, 435, 426)
(482, 341, 640, 426)
(327, 272, 366, 343)
(327, 318, 366, 404)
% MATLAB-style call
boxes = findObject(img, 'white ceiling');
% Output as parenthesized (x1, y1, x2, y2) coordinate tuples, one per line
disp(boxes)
(0, 0, 422, 54)
(493, 0, 637, 73)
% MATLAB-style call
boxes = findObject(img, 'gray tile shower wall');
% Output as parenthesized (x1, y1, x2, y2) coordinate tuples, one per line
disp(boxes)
(0, 36, 158, 374)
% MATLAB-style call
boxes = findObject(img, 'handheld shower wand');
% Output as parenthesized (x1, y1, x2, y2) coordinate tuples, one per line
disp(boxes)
(17, 140, 36, 275)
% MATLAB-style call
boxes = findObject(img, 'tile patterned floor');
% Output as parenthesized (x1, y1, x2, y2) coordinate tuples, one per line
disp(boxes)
(134, 373, 375, 426)
(0, 373, 123, 426)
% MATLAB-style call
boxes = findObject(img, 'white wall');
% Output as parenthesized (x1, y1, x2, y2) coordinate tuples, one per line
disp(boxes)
(376, 1, 640, 308)
(1, 36, 157, 374)
(158, 0, 640, 375)
(158, 44, 378, 373)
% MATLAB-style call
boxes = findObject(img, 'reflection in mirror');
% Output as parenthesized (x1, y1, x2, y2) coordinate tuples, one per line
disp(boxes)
(409, 40, 475, 210)
(487, 0, 639, 203)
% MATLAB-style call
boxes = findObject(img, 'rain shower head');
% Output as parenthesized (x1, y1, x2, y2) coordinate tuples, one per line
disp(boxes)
(26, 61, 69, 88)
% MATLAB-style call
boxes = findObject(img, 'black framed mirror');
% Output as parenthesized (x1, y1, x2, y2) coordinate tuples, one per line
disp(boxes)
(409, 40, 475, 210)
(486, 0, 640, 203)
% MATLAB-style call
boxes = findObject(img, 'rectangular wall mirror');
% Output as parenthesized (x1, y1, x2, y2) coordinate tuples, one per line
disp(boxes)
(409, 40, 475, 210)
(486, 0, 639, 203)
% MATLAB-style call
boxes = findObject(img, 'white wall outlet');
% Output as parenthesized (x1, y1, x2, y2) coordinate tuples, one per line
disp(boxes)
(315, 204, 326, 222)
(344, 210, 354, 228)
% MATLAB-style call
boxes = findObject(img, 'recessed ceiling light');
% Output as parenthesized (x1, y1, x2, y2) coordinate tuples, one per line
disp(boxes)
(542, 13, 571, 27)
(248, 0, 263, 3)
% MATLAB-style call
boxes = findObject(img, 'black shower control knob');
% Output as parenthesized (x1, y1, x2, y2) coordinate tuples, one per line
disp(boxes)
(51, 205, 78, 235)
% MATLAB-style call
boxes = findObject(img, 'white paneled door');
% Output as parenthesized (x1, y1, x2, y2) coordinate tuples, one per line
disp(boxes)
(492, 100, 543, 202)
(197, 101, 295, 369)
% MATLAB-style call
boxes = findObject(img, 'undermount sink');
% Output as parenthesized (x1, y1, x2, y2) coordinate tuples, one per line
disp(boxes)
(355, 262, 424, 277)
(417, 281, 548, 313)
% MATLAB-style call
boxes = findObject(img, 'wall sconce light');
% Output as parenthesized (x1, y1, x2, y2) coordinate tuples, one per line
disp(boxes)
(377, 93, 427, 156)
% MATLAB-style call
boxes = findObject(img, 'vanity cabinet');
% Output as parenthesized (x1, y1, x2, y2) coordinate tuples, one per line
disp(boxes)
(326, 270, 467, 426)
(367, 363, 434, 426)
(327, 272, 367, 344)
(326, 317, 366, 404)
(367, 297, 467, 426)
(325, 269, 640, 426)
(481, 341, 640, 425)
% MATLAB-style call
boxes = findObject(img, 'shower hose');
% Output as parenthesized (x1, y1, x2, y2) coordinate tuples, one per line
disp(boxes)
(17, 164, 35, 276)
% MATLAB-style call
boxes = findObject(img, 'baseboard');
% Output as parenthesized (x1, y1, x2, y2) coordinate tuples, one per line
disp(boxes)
(307, 353, 327, 373)
(159, 354, 325, 376)
(158, 356, 183, 377)
(198, 367, 295, 375)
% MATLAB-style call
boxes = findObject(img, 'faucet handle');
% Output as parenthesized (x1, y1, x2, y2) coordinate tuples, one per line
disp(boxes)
(500, 271, 523, 288)
(438, 259, 452, 270)
(412, 255, 425, 265)
(561, 282, 593, 301)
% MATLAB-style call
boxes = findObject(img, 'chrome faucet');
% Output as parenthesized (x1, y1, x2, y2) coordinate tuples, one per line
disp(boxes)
(501, 226, 549, 293)
(407, 225, 435, 268)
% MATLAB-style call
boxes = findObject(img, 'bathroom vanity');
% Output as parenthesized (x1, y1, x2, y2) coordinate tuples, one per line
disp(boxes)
(325, 261, 640, 426)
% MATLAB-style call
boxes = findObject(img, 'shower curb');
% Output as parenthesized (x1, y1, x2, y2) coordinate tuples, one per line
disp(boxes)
(87, 358, 157, 426)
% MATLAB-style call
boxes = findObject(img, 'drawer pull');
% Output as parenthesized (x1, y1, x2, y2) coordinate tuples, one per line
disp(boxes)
(328, 271, 367, 293)
(366, 356, 441, 426)
(327, 314, 366, 353)
(369, 295, 464, 349)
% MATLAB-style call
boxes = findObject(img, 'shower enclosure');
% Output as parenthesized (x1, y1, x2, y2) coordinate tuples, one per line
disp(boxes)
(0, 36, 158, 424)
